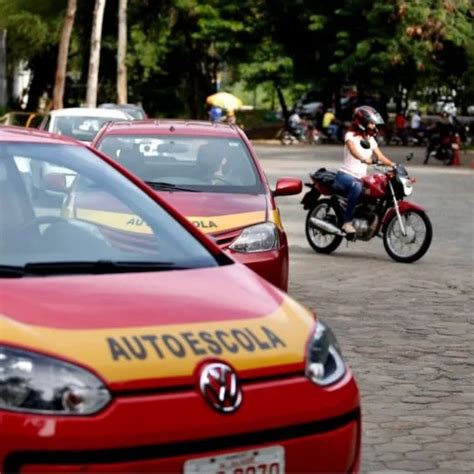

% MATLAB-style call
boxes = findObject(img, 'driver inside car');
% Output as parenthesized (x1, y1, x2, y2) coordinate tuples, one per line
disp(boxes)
(196, 143, 229, 184)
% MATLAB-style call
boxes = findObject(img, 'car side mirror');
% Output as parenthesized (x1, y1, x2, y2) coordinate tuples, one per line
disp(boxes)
(273, 178, 303, 197)
(43, 173, 75, 194)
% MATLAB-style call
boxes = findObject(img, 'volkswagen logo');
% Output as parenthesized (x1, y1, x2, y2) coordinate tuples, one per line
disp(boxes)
(199, 362, 242, 413)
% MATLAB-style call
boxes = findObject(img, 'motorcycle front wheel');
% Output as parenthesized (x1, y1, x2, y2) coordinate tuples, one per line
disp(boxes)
(383, 210, 432, 263)
(279, 130, 294, 146)
(305, 199, 343, 254)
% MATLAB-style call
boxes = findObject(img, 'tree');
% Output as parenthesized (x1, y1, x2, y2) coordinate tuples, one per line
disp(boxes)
(86, 0, 106, 107)
(117, 0, 127, 104)
(0, 0, 63, 109)
(52, 0, 77, 109)
(329, 0, 474, 106)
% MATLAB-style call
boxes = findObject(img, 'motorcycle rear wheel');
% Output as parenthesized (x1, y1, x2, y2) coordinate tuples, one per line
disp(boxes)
(305, 199, 343, 254)
(383, 210, 432, 263)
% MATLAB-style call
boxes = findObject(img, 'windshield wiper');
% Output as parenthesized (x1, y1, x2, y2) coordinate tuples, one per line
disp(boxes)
(0, 261, 190, 277)
(0, 265, 26, 278)
(145, 181, 201, 192)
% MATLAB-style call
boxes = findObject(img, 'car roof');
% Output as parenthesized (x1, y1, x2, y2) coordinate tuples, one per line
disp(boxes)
(97, 119, 241, 138)
(0, 125, 81, 145)
(100, 103, 144, 111)
(47, 107, 132, 119)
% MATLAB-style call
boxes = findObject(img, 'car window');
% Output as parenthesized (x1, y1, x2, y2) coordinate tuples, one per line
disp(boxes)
(0, 143, 219, 270)
(97, 135, 263, 194)
(53, 116, 120, 142)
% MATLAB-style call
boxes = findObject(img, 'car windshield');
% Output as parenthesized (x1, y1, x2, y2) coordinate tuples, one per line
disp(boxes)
(0, 143, 219, 272)
(97, 135, 263, 194)
(53, 116, 120, 142)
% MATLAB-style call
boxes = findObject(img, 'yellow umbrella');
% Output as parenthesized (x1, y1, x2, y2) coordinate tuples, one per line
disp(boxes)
(206, 92, 243, 111)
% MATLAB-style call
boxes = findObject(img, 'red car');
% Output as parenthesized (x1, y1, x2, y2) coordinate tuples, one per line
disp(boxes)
(91, 120, 302, 291)
(0, 126, 360, 472)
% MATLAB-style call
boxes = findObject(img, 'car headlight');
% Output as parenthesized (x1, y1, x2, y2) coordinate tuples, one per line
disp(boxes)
(229, 222, 279, 253)
(0, 346, 111, 415)
(305, 320, 346, 386)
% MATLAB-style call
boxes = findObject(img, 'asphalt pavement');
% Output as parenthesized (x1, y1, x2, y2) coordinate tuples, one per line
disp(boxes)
(253, 143, 474, 473)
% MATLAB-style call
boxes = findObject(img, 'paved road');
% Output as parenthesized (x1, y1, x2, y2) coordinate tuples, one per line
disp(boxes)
(253, 144, 474, 473)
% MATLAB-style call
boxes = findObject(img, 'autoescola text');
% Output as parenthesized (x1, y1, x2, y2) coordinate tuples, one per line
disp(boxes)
(107, 325, 286, 361)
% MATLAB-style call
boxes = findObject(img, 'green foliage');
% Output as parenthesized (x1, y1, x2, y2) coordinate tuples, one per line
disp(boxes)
(308, 15, 326, 32)
(239, 41, 293, 87)
(0, 0, 63, 61)
(128, 21, 171, 80)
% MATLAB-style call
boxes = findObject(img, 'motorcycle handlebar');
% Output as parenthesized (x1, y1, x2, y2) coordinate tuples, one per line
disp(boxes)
(371, 163, 396, 173)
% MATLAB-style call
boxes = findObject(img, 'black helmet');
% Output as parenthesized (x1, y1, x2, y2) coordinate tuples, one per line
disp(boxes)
(353, 106, 384, 135)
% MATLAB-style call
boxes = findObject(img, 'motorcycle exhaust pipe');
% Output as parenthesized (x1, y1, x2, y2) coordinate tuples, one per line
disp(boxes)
(309, 217, 344, 236)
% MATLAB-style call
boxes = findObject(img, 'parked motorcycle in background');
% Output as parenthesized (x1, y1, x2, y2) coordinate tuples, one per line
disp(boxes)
(424, 113, 470, 165)
(301, 158, 432, 263)
(277, 121, 320, 145)
(424, 128, 461, 165)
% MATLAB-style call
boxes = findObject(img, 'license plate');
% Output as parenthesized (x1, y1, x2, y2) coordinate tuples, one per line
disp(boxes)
(184, 446, 284, 474)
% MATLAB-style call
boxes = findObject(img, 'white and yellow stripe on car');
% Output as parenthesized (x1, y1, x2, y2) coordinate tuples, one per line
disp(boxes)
(74, 208, 266, 235)
(269, 208, 283, 231)
(0, 298, 313, 384)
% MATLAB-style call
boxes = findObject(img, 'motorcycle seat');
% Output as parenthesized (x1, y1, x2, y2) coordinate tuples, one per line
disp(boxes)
(310, 168, 337, 185)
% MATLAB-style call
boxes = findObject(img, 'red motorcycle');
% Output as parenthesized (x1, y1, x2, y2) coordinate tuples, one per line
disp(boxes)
(301, 162, 432, 263)
(424, 124, 462, 166)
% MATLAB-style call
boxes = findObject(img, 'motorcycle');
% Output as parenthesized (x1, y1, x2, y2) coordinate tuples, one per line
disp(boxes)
(301, 160, 432, 263)
(424, 130, 461, 165)
(387, 128, 428, 147)
(277, 122, 320, 145)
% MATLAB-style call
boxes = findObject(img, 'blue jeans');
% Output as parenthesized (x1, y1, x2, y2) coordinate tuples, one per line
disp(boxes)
(335, 171, 363, 222)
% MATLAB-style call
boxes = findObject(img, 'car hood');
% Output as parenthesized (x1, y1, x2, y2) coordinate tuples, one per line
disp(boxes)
(155, 191, 268, 235)
(0, 265, 314, 390)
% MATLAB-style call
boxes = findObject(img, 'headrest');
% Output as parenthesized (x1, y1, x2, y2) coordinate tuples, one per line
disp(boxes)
(196, 143, 226, 173)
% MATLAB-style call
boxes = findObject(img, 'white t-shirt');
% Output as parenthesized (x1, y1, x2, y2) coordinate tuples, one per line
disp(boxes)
(288, 113, 301, 127)
(411, 113, 421, 129)
(340, 131, 378, 179)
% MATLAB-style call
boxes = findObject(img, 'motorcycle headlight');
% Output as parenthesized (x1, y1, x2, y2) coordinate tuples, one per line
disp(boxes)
(305, 320, 346, 387)
(399, 177, 413, 196)
(0, 346, 111, 415)
(229, 222, 279, 253)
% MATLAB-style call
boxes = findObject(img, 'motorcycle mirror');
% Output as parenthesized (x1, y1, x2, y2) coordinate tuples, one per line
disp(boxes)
(360, 139, 371, 149)
(406, 153, 414, 161)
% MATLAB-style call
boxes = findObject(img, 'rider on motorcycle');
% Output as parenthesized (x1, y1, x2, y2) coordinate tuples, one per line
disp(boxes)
(424, 110, 458, 164)
(335, 106, 394, 234)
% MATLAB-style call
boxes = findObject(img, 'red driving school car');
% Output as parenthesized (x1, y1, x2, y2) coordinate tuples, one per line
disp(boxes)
(0, 126, 360, 472)
(90, 120, 302, 291)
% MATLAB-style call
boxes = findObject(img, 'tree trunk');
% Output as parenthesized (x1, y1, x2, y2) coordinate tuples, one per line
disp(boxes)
(52, 0, 77, 110)
(117, 0, 127, 104)
(275, 84, 288, 120)
(86, 0, 106, 107)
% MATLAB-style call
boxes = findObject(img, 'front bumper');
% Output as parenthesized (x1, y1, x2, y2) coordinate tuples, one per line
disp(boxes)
(2, 374, 360, 473)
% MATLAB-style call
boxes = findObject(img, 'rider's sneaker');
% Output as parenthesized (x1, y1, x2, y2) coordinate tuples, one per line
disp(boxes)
(342, 222, 356, 234)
